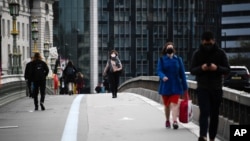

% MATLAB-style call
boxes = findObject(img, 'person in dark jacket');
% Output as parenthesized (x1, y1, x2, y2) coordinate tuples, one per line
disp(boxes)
(24, 57, 33, 98)
(31, 53, 49, 111)
(63, 61, 77, 95)
(157, 42, 188, 130)
(190, 31, 230, 141)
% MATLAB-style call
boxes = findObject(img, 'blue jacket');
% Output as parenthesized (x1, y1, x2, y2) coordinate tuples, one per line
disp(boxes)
(157, 55, 188, 96)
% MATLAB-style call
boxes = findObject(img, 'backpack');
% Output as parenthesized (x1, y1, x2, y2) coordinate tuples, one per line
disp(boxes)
(66, 66, 75, 76)
(33, 62, 46, 81)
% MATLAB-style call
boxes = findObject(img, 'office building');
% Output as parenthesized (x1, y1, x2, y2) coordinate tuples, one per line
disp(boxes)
(56, 0, 222, 92)
(222, 0, 250, 58)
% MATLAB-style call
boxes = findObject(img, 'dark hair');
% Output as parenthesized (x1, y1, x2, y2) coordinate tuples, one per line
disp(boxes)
(109, 50, 118, 58)
(67, 61, 73, 66)
(201, 31, 214, 41)
(33, 52, 42, 60)
(161, 42, 176, 56)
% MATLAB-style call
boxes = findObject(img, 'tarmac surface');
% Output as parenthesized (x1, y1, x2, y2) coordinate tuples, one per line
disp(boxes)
(0, 92, 202, 141)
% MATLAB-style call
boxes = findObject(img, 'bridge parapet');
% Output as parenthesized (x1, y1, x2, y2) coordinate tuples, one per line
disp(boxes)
(0, 75, 53, 106)
(118, 76, 250, 141)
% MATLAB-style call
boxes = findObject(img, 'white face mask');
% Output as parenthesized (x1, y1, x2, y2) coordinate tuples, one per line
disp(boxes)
(111, 54, 116, 57)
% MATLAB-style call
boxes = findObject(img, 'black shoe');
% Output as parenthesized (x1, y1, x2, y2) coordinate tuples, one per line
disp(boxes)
(172, 121, 179, 129)
(40, 103, 45, 111)
(198, 137, 207, 141)
(35, 107, 38, 111)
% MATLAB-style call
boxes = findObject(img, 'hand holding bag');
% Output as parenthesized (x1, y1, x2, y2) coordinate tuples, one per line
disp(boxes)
(179, 91, 193, 123)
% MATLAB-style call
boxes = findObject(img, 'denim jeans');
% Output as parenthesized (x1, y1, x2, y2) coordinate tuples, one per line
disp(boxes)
(196, 88, 222, 139)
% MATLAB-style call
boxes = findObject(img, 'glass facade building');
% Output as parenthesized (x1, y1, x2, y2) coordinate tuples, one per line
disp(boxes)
(55, 0, 222, 88)
(221, 0, 250, 57)
(57, 0, 91, 89)
(98, 0, 221, 82)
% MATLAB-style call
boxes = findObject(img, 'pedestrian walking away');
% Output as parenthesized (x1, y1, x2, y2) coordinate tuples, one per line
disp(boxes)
(53, 73, 59, 95)
(103, 50, 122, 98)
(157, 42, 188, 130)
(63, 61, 77, 95)
(75, 72, 85, 94)
(30, 53, 49, 111)
(190, 31, 230, 141)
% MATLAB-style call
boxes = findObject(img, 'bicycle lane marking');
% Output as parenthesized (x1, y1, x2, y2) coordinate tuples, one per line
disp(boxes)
(61, 95, 84, 141)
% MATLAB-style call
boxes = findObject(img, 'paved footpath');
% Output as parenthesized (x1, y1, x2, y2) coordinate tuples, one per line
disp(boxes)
(0, 92, 202, 141)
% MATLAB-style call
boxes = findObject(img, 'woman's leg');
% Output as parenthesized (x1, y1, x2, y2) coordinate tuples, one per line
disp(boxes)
(170, 102, 179, 122)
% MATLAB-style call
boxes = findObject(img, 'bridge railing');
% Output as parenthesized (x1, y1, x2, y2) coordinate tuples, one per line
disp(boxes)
(0, 75, 53, 106)
(118, 76, 250, 141)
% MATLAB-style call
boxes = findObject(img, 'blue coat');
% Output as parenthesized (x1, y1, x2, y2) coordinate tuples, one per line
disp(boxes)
(157, 55, 188, 96)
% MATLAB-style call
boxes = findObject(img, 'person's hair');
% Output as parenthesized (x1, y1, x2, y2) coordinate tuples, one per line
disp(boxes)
(201, 31, 214, 41)
(161, 42, 176, 56)
(109, 50, 118, 58)
(67, 60, 73, 66)
(33, 52, 42, 60)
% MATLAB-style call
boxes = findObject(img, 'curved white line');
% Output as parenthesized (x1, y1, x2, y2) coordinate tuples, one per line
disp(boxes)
(61, 95, 84, 141)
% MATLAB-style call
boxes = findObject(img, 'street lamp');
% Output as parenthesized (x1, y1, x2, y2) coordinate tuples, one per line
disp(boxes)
(9, 0, 20, 74)
(32, 18, 39, 53)
(43, 40, 50, 63)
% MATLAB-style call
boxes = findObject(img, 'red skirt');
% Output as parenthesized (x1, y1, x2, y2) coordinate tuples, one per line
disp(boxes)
(162, 95, 180, 107)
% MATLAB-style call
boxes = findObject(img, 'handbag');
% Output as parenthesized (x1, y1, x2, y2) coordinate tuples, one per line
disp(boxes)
(179, 91, 193, 123)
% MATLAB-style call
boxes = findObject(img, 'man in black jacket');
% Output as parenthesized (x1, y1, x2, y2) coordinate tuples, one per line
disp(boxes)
(31, 53, 49, 111)
(190, 31, 230, 141)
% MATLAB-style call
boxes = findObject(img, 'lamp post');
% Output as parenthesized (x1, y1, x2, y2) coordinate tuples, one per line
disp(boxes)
(9, 0, 20, 74)
(43, 40, 50, 63)
(32, 18, 39, 53)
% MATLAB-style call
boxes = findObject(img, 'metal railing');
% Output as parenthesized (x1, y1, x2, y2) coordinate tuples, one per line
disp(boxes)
(118, 76, 250, 141)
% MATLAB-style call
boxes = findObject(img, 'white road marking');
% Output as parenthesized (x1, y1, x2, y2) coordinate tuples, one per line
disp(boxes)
(120, 117, 134, 121)
(61, 95, 84, 141)
(0, 126, 18, 129)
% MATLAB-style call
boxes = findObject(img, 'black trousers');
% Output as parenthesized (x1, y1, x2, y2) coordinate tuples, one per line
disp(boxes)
(33, 80, 46, 108)
(196, 88, 222, 139)
(26, 80, 33, 97)
(108, 72, 120, 96)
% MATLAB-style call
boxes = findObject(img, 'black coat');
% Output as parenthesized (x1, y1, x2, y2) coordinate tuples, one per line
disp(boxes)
(190, 44, 230, 89)
(31, 60, 49, 81)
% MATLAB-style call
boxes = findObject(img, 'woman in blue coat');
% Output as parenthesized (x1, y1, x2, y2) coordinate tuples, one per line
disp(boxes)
(157, 42, 188, 129)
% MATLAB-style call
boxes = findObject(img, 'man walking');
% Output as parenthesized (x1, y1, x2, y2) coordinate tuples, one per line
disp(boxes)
(31, 53, 49, 111)
(190, 31, 230, 141)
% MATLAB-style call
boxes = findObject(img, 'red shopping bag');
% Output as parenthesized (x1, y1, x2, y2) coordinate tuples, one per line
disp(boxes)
(179, 91, 193, 123)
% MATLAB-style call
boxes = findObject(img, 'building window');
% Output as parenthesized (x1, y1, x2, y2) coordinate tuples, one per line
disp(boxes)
(27, 24, 29, 40)
(23, 46, 25, 60)
(2, 19, 5, 37)
(22, 23, 25, 40)
(7, 20, 10, 37)
(17, 22, 20, 39)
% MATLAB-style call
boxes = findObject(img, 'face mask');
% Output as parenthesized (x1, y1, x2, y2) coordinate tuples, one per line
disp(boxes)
(111, 54, 116, 58)
(166, 48, 174, 54)
(203, 43, 213, 52)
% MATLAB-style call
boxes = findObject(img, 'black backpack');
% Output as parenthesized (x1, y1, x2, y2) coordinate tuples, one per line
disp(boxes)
(33, 62, 47, 81)
(66, 66, 75, 76)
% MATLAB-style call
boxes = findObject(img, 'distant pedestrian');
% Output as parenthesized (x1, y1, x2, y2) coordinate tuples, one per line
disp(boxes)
(157, 42, 188, 129)
(103, 50, 122, 98)
(53, 73, 59, 95)
(75, 72, 85, 94)
(190, 31, 230, 141)
(31, 53, 49, 111)
(63, 61, 77, 95)
(24, 57, 33, 98)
